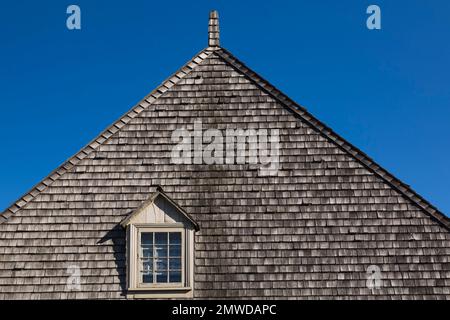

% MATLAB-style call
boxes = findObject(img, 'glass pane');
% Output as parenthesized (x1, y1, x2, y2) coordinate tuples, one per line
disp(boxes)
(169, 258, 181, 270)
(143, 273, 153, 283)
(155, 232, 168, 245)
(156, 271, 168, 283)
(169, 270, 181, 283)
(169, 232, 181, 245)
(142, 246, 153, 258)
(155, 258, 168, 271)
(141, 233, 153, 246)
(154, 245, 167, 258)
(169, 245, 181, 257)
(142, 259, 153, 273)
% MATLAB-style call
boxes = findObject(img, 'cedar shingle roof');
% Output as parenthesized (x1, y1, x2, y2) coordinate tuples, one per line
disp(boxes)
(0, 11, 449, 299)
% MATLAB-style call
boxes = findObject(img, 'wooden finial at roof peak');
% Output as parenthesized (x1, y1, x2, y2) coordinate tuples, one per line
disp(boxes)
(208, 10, 220, 48)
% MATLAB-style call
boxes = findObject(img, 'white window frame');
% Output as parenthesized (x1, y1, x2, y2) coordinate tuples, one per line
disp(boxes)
(126, 223, 194, 298)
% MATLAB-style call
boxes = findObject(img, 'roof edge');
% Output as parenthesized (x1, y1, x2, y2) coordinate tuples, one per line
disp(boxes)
(214, 47, 450, 230)
(0, 47, 215, 224)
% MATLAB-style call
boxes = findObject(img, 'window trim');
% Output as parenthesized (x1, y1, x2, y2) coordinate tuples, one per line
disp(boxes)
(127, 223, 194, 295)
(136, 226, 185, 289)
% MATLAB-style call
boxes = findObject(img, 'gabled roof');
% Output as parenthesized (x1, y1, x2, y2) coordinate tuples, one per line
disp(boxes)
(120, 186, 200, 231)
(1, 46, 448, 230)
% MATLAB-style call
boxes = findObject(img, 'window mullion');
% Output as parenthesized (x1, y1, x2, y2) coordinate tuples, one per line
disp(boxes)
(152, 232, 156, 284)
(167, 232, 170, 283)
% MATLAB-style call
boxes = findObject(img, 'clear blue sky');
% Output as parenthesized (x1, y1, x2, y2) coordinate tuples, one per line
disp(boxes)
(0, 1, 449, 215)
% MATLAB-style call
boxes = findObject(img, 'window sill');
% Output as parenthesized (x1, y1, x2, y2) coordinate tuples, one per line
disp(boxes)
(126, 287, 193, 299)
(128, 286, 192, 292)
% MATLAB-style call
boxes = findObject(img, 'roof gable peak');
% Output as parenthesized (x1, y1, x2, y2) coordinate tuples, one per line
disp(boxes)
(120, 188, 199, 231)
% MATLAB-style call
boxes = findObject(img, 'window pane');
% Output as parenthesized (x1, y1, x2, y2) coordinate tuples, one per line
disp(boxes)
(143, 273, 153, 283)
(154, 245, 167, 257)
(142, 246, 153, 258)
(169, 258, 181, 270)
(156, 271, 168, 283)
(169, 232, 181, 245)
(169, 270, 181, 283)
(142, 259, 153, 273)
(169, 245, 181, 257)
(155, 232, 168, 245)
(141, 233, 153, 246)
(155, 258, 168, 271)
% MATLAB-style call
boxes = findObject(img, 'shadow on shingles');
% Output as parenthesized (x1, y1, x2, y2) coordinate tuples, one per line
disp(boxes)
(98, 224, 127, 296)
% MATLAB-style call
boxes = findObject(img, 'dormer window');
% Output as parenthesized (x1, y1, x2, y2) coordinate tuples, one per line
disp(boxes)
(121, 187, 199, 298)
